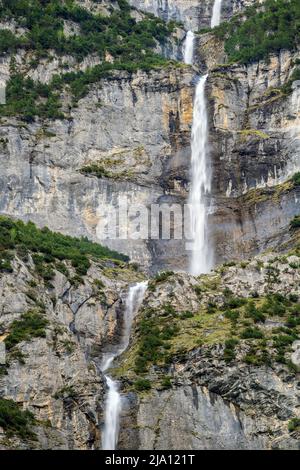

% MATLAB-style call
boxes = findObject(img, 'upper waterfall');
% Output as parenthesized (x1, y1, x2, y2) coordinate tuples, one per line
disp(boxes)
(211, 0, 223, 28)
(183, 31, 195, 65)
(188, 75, 213, 276)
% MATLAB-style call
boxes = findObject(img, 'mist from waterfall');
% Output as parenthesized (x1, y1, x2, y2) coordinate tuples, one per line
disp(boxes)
(101, 281, 148, 450)
(211, 0, 223, 28)
(188, 74, 213, 276)
(183, 30, 195, 65)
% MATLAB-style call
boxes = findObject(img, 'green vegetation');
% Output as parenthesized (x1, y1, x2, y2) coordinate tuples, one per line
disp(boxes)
(288, 417, 300, 433)
(0, 398, 36, 439)
(0, 0, 177, 120)
(53, 385, 78, 400)
(133, 313, 180, 374)
(0, 0, 173, 59)
(133, 378, 151, 392)
(5, 311, 48, 350)
(117, 282, 300, 383)
(290, 215, 300, 229)
(80, 164, 109, 179)
(223, 338, 239, 363)
(292, 172, 300, 186)
(1, 73, 64, 123)
(0, 216, 129, 278)
(213, 0, 300, 64)
(0, 29, 24, 54)
(241, 326, 264, 340)
(148, 271, 174, 292)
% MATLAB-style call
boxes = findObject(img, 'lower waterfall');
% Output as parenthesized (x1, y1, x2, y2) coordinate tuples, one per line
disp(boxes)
(188, 74, 213, 275)
(101, 281, 148, 450)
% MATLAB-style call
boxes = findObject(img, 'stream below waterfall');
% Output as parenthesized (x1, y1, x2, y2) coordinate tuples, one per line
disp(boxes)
(101, 281, 148, 450)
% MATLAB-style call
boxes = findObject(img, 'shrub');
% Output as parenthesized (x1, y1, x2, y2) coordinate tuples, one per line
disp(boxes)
(288, 418, 300, 433)
(245, 302, 266, 323)
(222, 297, 247, 310)
(224, 310, 240, 322)
(154, 271, 174, 283)
(5, 311, 48, 350)
(181, 310, 194, 319)
(292, 172, 300, 186)
(161, 376, 172, 389)
(241, 327, 264, 339)
(134, 378, 151, 392)
(0, 398, 36, 439)
(290, 216, 300, 229)
(223, 338, 239, 362)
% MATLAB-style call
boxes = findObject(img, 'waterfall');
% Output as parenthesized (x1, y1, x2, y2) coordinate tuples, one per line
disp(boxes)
(101, 281, 148, 450)
(211, 0, 223, 28)
(183, 31, 195, 65)
(188, 74, 213, 276)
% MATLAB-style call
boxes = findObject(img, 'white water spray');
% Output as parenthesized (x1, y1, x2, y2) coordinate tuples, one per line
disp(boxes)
(211, 0, 223, 28)
(101, 281, 148, 450)
(188, 74, 213, 276)
(183, 30, 195, 65)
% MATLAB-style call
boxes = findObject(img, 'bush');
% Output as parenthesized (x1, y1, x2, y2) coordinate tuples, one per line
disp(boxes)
(181, 310, 194, 319)
(292, 172, 300, 186)
(134, 378, 151, 392)
(288, 418, 300, 433)
(161, 376, 172, 389)
(224, 310, 240, 322)
(290, 216, 300, 229)
(5, 311, 48, 350)
(241, 327, 264, 339)
(245, 302, 266, 323)
(0, 398, 36, 439)
(154, 271, 174, 283)
(222, 297, 247, 310)
(223, 338, 239, 362)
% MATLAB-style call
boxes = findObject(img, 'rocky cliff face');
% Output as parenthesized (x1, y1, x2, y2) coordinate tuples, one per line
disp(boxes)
(0, 234, 143, 449)
(206, 50, 300, 263)
(0, 65, 194, 271)
(117, 251, 300, 450)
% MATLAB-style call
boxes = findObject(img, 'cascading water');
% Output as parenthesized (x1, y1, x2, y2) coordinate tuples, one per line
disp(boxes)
(183, 31, 195, 65)
(101, 281, 148, 450)
(211, 0, 223, 28)
(188, 74, 213, 276)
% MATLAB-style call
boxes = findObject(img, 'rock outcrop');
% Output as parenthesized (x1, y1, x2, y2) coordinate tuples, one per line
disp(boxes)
(117, 251, 300, 450)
